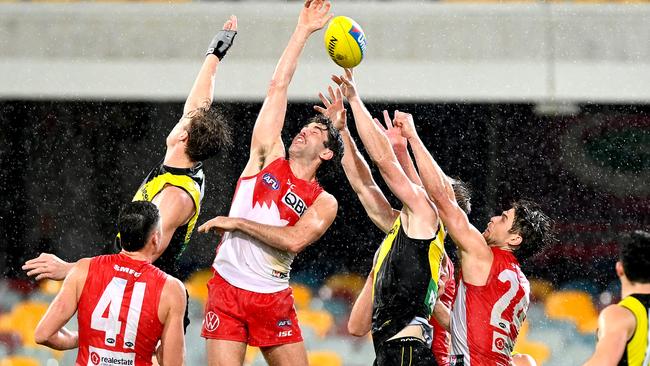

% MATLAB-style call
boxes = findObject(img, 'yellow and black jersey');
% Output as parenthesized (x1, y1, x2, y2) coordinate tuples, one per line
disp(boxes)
(371, 215, 446, 349)
(128, 161, 204, 278)
(617, 294, 650, 366)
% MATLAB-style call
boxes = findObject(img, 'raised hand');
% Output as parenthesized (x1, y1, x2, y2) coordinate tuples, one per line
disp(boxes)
(392, 110, 418, 140)
(198, 216, 238, 234)
(22, 253, 72, 281)
(223, 14, 237, 32)
(206, 15, 238, 60)
(331, 68, 358, 100)
(298, 0, 333, 34)
(313, 85, 347, 131)
(374, 109, 407, 151)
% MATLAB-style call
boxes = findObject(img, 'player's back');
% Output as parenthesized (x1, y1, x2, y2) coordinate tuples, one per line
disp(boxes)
(450, 247, 530, 366)
(76, 253, 168, 366)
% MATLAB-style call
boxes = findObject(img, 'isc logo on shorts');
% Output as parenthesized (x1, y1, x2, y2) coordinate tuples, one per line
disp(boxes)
(278, 330, 293, 337)
(282, 191, 307, 216)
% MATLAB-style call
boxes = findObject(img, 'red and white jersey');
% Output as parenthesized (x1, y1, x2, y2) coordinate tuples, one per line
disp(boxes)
(77, 253, 167, 366)
(450, 247, 529, 366)
(431, 258, 456, 366)
(213, 158, 324, 293)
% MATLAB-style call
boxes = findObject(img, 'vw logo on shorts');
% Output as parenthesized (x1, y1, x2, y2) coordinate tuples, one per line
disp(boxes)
(204, 311, 220, 332)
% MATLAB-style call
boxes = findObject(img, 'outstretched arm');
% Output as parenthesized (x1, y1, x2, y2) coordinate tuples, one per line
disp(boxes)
(158, 277, 187, 366)
(150, 186, 196, 261)
(348, 270, 374, 337)
(583, 305, 635, 366)
(199, 193, 337, 255)
(334, 70, 433, 226)
(376, 110, 422, 187)
(34, 258, 89, 350)
(183, 15, 237, 116)
(242, 0, 333, 176)
(314, 85, 398, 233)
(23, 253, 74, 281)
(396, 113, 492, 263)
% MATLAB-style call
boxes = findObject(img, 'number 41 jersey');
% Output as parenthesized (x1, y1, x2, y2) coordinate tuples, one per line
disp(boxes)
(77, 253, 168, 366)
(450, 247, 530, 366)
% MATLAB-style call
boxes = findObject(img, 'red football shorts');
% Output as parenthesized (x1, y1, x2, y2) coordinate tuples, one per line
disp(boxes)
(201, 269, 303, 347)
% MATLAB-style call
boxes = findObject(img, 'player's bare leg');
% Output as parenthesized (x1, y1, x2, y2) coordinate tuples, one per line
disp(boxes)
(260, 342, 308, 366)
(206, 339, 247, 366)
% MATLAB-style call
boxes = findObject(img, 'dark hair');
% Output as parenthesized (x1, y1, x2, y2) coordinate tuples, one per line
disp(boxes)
(117, 201, 160, 252)
(509, 199, 555, 258)
(619, 230, 650, 283)
(449, 177, 471, 215)
(185, 107, 232, 162)
(305, 114, 344, 171)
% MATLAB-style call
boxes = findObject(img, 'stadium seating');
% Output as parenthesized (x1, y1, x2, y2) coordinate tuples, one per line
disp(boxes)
(544, 290, 599, 334)
(559, 280, 600, 299)
(513, 322, 551, 365)
(292, 283, 313, 310)
(0, 276, 604, 366)
(0, 356, 39, 366)
(38, 280, 61, 297)
(297, 309, 335, 338)
(184, 268, 212, 304)
(529, 278, 554, 302)
(0, 301, 49, 347)
(324, 273, 365, 302)
(308, 350, 343, 366)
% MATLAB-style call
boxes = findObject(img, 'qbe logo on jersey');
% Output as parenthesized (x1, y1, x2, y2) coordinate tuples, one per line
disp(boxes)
(282, 190, 307, 217)
(87, 346, 135, 366)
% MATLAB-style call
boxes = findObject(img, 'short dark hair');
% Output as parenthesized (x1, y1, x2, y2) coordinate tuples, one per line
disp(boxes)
(619, 230, 650, 283)
(450, 177, 471, 215)
(509, 199, 555, 258)
(305, 114, 344, 171)
(117, 201, 160, 252)
(185, 107, 232, 162)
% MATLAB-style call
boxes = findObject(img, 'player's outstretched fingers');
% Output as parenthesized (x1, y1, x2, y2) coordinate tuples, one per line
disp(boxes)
(23, 252, 49, 267)
(198, 221, 211, 233)
(382, 110, 393, 129)
(320, 1, 332, 16)
(230, 15, 238, 31)
(373, 118, 385, 131)
(313, 105, 327, 115)
(318, 92, 331, 107)
(327, 85, 336, 102)
(334, 87, 344, 104)
(25, 265, 48, 278)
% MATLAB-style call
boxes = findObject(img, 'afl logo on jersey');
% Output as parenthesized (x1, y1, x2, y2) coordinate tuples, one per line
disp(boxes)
(282, 191, 307, 216)
(262, 173, 280, 190)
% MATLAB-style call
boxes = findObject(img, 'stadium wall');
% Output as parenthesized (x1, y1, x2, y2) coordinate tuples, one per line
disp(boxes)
(1, 2, 649, 102)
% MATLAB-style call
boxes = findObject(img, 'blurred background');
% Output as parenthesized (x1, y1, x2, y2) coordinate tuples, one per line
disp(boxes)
(1, 1, 649, 365)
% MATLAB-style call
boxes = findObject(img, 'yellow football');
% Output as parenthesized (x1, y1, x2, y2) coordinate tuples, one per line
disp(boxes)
(324, 16, 367, 68)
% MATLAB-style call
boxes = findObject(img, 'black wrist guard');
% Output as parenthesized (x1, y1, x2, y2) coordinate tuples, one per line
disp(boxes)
(206, 30, 237, 60)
